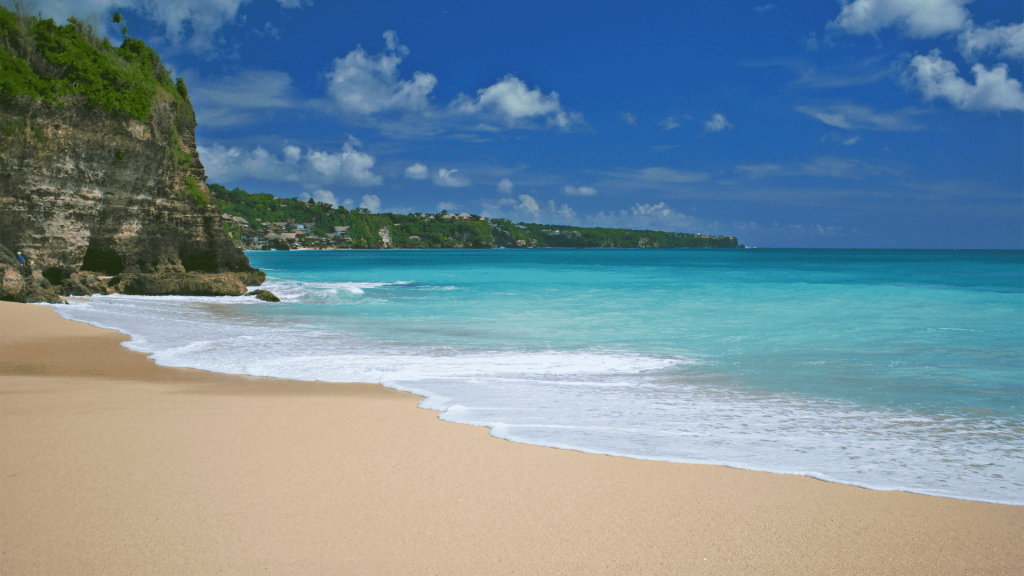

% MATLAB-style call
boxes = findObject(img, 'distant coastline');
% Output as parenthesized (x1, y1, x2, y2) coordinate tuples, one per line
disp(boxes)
(212, 183, 742, 251)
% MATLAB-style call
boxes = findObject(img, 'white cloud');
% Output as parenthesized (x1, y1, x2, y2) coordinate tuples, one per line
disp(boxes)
(405, 163, 429, 179)
(283, 145, 302, 163)
(584, 202, 709, 233)
(754, 4, 776, 13)
(298, 189, 340, 207)
(563, 185, 597, 196)
(796, 104, 922, 130)
(907, 49, 1024, 111)
(549, 200, 577, 220)
(844, 135, 861, 145)
(435, 202, 460, 212)
(434, 168, 471, 188)
(325, 30, 438, 115)
(829, 0, 972, 39)
(704, 113, 733, 132)
(196, 143, 245, 180)
(659, 116, 681, 130)
(189, 70, 295, 126)
(497, 178, 514, 193)
(959, 22, 1024, 60)
(359, 194, 382, 212)
(621, 112, 637, 125)
(518, 194, 540, 215)
(306, 142, 383, 185)
(197, 141, 383, 186)
(480, 195, 578, 225)
(450, 74, 584, 130)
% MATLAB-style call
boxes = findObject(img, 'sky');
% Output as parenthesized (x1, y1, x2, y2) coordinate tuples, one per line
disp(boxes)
(25, 0, 1024, 247)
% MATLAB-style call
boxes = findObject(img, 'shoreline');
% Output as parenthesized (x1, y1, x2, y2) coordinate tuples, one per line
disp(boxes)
(2, 301, 1021, 574)
(32, 297, 1024, 507)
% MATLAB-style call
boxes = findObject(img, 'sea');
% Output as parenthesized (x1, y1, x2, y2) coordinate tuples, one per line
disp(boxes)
(50, 249, 1023, 505)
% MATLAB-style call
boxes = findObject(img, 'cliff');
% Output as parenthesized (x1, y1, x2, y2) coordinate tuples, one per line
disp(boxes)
(0, 9, 263, 302)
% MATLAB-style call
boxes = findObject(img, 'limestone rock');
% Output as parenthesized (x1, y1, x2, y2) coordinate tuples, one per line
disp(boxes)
(0, 93, 265, 297)
(246, 289, 281, 302)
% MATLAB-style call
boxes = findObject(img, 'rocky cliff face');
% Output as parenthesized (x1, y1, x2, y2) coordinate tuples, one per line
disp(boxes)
(0, 92, 264, 302)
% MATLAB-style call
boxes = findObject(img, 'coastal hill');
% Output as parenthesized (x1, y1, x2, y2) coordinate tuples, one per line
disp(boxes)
(0, 8, 264, 302)
(212, 184, 741, 250)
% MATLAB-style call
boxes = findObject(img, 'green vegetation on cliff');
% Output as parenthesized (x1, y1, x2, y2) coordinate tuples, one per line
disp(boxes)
(0, 6, 189, 121)
(211, 184, 741, 250)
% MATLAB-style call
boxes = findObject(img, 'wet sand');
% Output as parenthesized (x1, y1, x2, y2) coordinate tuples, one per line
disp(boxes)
(1, 301, 1020, 574)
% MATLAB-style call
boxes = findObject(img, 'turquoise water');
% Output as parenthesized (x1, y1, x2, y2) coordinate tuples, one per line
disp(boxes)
(54, 249, 1024, 503)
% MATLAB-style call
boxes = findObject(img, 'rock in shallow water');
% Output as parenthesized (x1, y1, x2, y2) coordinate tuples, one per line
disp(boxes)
(246, 289, 280, 302)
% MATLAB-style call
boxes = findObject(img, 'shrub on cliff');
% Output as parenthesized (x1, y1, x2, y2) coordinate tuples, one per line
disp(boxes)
(0, 6, 188, 121)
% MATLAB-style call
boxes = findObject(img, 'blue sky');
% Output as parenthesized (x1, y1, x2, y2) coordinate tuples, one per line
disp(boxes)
(34, 0, 1024, 247)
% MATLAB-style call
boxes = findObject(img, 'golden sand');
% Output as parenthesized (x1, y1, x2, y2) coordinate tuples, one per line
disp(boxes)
(1, 301, 1020, 574)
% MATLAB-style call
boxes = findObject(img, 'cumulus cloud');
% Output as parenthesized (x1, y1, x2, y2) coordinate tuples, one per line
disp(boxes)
(829, 0, 972, 39)
(306, 141, 383, 185)
(325, 30, 438, 116)
(318, 33, 583, 133)
(450, 74, 585, 130)
(795, 104, 922, 130)
(959, 22, 1024, 60)
(359, 194, 382, 212)
(283, 145, 302, 163)
(704, 113, 733, 132)
(584, 201, 709, 233)
(197, 141, 383, 186)
(562, 185, 597, 196)
(405, 163, 429, 179)
(549, 200, 577, 220)
(434, 168, 471, 187)
(435, 202, 460, 212)
(298, 189, 340, 206)
(497, 178, 514, 193)
(517, 194, 540, 215)
(907, 49, 1024, 111)
(480, 195, 578, 225)
(621, 112, 637, 125)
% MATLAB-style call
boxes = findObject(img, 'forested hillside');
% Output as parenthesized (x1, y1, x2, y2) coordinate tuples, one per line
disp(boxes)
(211, 184, 741, 250)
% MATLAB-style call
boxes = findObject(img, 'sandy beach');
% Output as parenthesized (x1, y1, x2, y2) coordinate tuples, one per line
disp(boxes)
(0, 301, 1020, 575)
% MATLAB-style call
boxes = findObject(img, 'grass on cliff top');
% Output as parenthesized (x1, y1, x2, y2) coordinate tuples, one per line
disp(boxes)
(0, 6, 188, 121)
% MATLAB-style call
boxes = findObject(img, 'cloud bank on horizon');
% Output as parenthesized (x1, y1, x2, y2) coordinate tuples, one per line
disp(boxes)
(24, 0, 1024, 248)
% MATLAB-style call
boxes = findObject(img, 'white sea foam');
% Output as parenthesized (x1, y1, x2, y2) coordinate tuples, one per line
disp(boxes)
(47, 284, 1024, 506)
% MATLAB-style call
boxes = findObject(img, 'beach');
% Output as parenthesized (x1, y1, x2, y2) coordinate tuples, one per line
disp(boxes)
(1, 300, 1020, 575)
